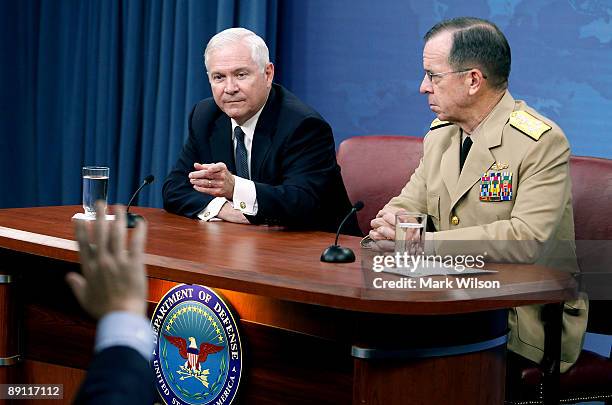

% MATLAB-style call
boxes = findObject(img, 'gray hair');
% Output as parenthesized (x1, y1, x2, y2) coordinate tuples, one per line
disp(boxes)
(424, 17, 511, 90)
(204, 28, 270, 73)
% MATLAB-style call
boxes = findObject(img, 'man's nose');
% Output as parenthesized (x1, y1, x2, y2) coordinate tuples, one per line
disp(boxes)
(224, 77, 239, 94)
(419, 74, 432, 94)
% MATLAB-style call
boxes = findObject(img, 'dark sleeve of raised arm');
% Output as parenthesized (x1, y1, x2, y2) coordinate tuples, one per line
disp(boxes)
(73, 346, 157, 405)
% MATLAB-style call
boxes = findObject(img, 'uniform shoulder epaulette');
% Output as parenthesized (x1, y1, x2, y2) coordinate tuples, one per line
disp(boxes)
(509, 110, 552, 141)
(430, 118, 452, 130)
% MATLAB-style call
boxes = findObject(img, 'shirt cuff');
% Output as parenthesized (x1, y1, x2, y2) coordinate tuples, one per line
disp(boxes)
(95, 311, 154, 361)
(232, 176, 258, 215)
(198, 197, 227, 221)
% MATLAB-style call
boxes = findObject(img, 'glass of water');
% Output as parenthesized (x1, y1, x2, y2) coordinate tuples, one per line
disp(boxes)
(395, 212, 427, 255)
(82, 166, 109, 218)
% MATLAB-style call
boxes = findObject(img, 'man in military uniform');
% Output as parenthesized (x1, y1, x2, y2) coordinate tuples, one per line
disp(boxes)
(369, 17, 587, 372)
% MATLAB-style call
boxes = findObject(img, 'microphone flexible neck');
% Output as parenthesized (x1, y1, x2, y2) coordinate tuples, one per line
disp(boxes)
(334, 207, 357, 246)
(126, 181, 148, 213)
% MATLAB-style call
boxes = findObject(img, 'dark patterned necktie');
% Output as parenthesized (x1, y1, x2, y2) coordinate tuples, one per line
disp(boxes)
(460, 136, 473, 172)
(234, 126, 250, 179)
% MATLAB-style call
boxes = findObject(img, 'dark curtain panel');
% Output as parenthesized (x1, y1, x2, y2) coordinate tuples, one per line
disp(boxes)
(0, 0, 278, 209)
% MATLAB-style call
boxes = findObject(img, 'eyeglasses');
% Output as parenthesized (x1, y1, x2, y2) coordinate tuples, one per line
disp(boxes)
(424, 68, 487, 83)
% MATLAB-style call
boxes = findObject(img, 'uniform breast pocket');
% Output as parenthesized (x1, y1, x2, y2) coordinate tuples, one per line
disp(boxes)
(427, 194, 440, 231)
(474, 200, 512, 223)
(492, 202, 514, 221)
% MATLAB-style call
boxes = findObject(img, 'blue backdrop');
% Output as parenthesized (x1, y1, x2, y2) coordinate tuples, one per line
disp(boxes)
(277, 0, 612, 158)
(1, 0, 611, 208)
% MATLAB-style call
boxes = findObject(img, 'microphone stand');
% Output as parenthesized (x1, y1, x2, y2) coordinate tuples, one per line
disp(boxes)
(320, 201, 364, 263)
(126, 175, 154, 228)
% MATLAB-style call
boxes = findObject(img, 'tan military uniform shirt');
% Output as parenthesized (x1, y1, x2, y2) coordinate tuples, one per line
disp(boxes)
(385, 91, 587, 372)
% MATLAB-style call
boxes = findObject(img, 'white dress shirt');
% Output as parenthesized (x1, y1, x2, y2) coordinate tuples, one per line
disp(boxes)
(198, 106, 265, 221)
(95, 311, 154, 361)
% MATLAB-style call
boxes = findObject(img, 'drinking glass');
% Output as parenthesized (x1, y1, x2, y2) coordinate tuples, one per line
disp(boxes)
(82, 166, 109, 217)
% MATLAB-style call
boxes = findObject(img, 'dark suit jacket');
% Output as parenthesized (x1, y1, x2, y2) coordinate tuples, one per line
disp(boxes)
(163, 84, 361, 235)
(73, 346, 156, 405)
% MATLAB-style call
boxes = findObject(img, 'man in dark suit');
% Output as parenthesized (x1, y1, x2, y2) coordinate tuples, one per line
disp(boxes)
(67, 203, 156, 404)
(163, 28, 360, 235)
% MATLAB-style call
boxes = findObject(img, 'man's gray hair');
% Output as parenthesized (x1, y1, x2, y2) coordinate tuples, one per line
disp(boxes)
(424, 17, 511, 90)
(204, 27, 270, 73)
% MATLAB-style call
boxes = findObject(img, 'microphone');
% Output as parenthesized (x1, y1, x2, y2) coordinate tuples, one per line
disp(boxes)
(320, 201, 364, 263)
(126, 175, 155, 228)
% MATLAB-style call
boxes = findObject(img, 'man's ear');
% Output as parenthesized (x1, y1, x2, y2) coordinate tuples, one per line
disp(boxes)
(265, 63, 274, 86)
(467, 69, 486, 96)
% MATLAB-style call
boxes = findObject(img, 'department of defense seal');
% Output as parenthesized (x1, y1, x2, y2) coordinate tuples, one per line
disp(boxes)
(151, 284, 242, 405)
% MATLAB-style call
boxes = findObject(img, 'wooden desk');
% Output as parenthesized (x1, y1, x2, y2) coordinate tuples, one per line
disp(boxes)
(0, 206, 576, 404)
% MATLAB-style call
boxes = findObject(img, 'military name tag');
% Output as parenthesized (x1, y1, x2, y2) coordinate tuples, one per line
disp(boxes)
(480, 171, 513, 201)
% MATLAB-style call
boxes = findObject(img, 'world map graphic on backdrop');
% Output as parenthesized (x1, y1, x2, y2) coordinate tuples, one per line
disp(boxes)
(280, 0, 612, 158)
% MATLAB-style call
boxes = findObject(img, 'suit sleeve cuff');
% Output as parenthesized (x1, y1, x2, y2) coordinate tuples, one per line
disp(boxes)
(198, 197, 227, 221)
(95, 311, 154, 361)
(232, 176, 258, 215)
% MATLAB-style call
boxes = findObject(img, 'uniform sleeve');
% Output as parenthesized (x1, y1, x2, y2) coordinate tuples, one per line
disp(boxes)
(384, 156, 429, 215)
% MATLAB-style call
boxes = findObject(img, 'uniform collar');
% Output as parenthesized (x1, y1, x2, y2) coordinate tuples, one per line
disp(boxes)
(476, 90, 515, 149)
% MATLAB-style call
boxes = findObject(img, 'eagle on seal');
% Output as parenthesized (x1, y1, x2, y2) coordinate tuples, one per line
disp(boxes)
(163, 334, 224, 371)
